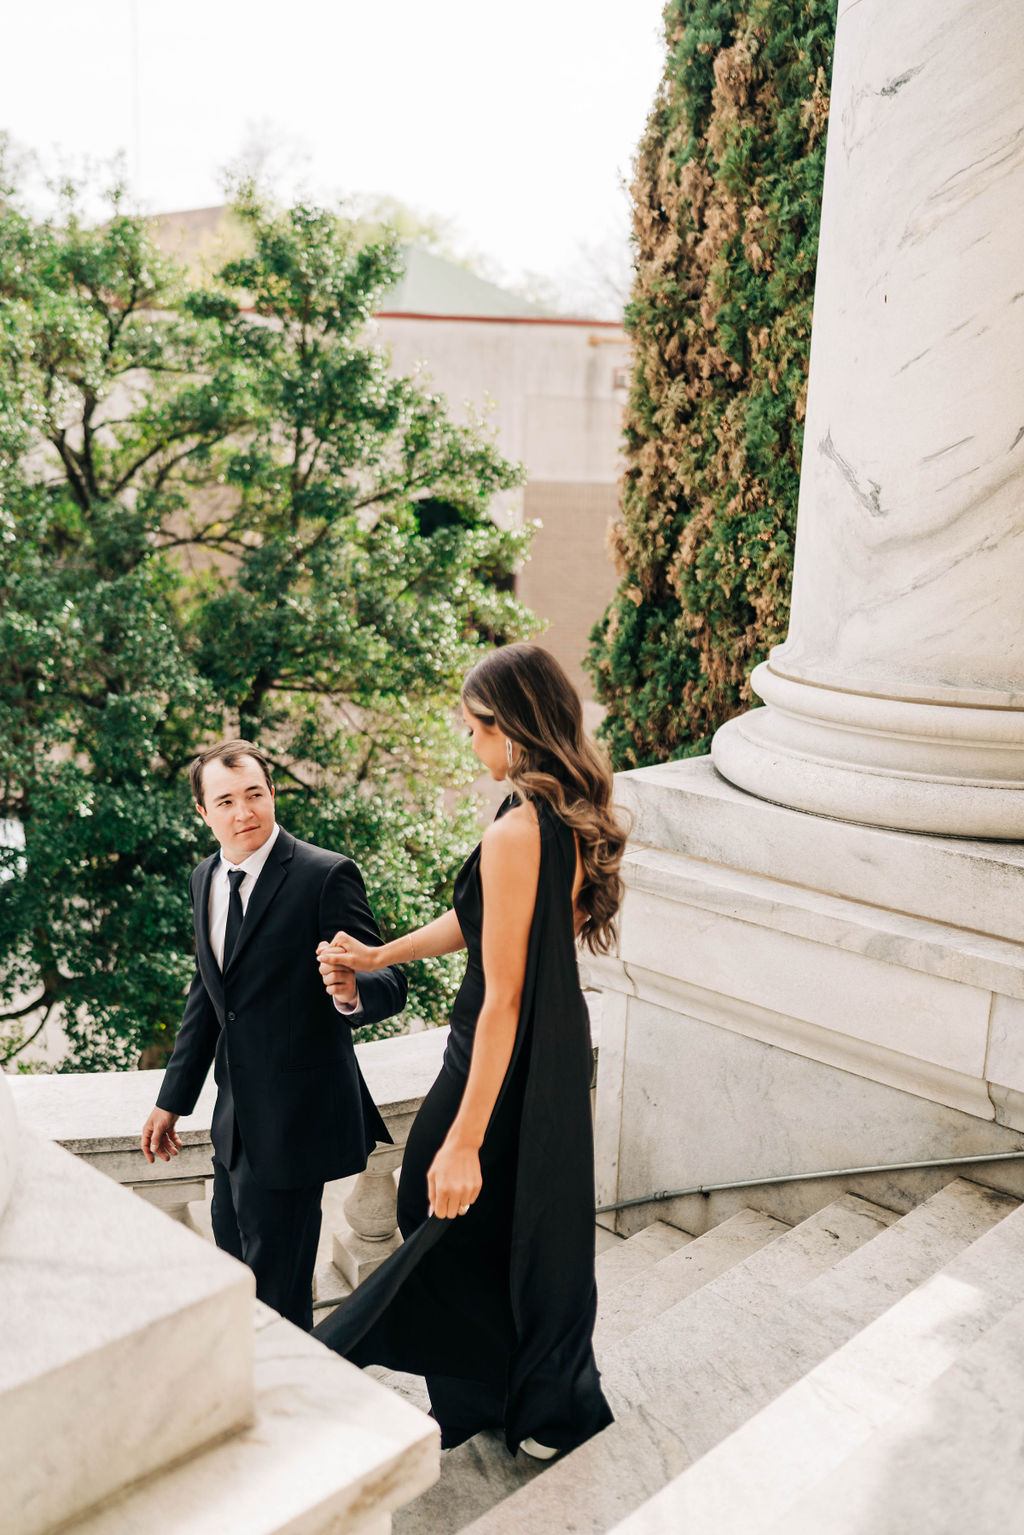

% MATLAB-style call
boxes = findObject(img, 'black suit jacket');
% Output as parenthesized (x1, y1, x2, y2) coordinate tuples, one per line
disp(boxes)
(157, 827, 406, 1188)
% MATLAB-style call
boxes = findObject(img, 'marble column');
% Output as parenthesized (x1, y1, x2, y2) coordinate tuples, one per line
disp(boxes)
(712, 0, 1024, 837)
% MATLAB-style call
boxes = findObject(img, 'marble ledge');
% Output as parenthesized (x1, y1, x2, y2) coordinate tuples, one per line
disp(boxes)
(620, 884, 991, 1080)
(586, 955, 1007, 1124)
(7, 1020, 603, 1186)
(615, 757, 1024, 945)
(8, 1026, 452, 1166)
(0, 1129, 252, 1388)
(66, 1311, 439, 1535)
(620, 842, 1024, 1001)
(0, 1068, 18, 1223)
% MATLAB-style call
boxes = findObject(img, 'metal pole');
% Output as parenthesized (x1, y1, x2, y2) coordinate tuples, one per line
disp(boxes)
(595, 1148, 1024, 1215)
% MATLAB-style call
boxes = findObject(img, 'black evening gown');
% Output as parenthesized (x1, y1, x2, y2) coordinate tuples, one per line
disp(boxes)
(312, 796, 613, 1454)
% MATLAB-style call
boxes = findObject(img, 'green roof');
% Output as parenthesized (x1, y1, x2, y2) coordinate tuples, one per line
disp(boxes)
(148, 208, 552, 319)
(383, 245, 549, 319)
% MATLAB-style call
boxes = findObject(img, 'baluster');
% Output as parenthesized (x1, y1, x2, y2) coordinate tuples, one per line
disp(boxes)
(331, 1136, 407, 1287)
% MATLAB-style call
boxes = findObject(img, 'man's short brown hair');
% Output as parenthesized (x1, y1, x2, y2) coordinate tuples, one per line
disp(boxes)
(190, 740, 274, 806)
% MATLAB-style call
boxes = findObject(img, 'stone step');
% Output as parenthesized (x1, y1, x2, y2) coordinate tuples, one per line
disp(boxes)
(454, 1193, 891, 1535)
(765, 1292, 1024, 1535)
(595, 1206, 789, 1349)
(594, 1218, 693, 1294)
(388, 1215, 739, 1535)
(67, 1302, 439, 1535)
(312, 1252, 353, 1313)
(367, 1364, 433, 1418)
(392, 1427, 546, 1535)
(605, 1180, 1024, 1535)
(600, 1192, 897, 1413)
(461, 1181, 1012, 1535)
(386, 1220, 693, 1535)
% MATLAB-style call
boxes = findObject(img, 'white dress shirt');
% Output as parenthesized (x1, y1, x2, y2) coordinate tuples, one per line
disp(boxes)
(208, 821, 361, 1015)
(208, 822, 281, 969)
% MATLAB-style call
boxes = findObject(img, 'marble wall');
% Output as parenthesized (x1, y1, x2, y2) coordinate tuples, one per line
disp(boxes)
(595, 760, 1024, 1237)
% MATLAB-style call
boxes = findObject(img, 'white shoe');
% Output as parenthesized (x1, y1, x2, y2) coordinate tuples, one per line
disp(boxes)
(520, 1436, 560, 1460)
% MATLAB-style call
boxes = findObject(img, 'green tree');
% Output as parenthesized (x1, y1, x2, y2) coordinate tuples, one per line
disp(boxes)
(0, 164, 530, 1070)
(588, 0, 835, 765)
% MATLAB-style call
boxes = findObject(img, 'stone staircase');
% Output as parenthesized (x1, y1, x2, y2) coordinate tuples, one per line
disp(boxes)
(364, 1176, 1024, 1534)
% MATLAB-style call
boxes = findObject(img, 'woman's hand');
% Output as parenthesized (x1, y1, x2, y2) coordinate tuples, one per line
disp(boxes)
(427, 1138, 483, 1221)
(317, 930, 382, 976)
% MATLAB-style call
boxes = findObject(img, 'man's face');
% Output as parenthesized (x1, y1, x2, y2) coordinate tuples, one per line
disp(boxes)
(197, 755, 276, 864)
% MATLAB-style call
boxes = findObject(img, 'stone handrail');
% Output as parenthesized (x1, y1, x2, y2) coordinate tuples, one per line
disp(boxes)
(10, 1014, 600, 1296)
(9, 1028, 451, 1288)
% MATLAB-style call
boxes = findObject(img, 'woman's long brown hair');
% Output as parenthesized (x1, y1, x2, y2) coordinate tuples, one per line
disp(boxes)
(462, 642, 629, 953)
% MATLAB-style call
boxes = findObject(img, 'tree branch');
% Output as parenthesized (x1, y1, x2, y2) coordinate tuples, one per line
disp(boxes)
(111, 431, 210, 497)
(50, 430, 91, 511)
(0, 988, 55, 1023)
(268, 760, 318, 795)
(0, 1002, 55, 1065)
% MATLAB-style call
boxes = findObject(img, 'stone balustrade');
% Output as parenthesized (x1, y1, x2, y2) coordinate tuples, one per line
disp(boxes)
(9, 1027, 452, 1288)
(11, 1015, 601, 1296)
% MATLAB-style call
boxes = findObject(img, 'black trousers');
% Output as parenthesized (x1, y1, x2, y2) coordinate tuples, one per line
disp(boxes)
(210, 1141, 323, 1331)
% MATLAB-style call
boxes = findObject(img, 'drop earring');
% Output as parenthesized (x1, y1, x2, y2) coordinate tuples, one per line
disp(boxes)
(506, 738, 515, 770)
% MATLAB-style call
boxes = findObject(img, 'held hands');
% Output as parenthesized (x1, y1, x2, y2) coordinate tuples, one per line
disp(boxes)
(316, 930, 381, 1005)
(141, 1107, 181, 1164)
(427, 1137, 483, 1221)
(316, 941, 358, 1005)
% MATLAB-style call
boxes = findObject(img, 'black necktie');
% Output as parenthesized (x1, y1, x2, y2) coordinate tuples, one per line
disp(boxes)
(223, 869, 246, 971)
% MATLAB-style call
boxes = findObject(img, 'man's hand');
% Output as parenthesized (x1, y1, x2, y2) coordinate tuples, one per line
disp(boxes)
(141, 1107, 181, 1164)
(316, 942, 357, 1005)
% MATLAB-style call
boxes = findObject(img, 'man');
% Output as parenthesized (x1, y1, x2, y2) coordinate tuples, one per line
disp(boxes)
(141, 740, 406, 1329)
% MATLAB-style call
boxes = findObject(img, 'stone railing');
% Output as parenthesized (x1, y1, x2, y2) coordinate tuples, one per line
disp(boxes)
(10, 1012, 601, 1303)
(9, 1027, 451, 1300)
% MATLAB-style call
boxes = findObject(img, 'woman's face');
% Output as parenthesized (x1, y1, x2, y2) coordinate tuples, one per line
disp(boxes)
(462, 703, 508, 781)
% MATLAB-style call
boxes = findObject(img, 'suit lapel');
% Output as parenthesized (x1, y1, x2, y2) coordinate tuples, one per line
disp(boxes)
(193, 854, 223, 1001)
(224, 827, 295, 974)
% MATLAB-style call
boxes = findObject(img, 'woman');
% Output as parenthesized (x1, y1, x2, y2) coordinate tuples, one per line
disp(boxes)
(313, 642, 628, 1458)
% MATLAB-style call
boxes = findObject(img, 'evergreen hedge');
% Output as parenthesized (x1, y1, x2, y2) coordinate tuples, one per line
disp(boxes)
(589, 0, 836, 766)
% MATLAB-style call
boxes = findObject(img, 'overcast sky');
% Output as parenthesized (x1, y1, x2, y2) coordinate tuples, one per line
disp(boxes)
(2, 0, 667, 299)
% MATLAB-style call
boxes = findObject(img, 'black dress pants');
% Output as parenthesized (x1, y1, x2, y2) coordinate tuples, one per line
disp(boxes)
(210, 1141, 323, 1331)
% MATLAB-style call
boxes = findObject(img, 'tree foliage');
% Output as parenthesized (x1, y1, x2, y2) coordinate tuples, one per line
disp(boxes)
(0, 164, 530, 1069)
(588, 0, 835, 764)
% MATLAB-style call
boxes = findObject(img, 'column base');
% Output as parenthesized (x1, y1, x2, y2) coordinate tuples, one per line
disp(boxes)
(594, 758, 1024, 1237)
(712, 664, 1024, 839)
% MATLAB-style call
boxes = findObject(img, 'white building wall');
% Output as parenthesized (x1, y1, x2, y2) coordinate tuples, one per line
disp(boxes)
(376, 314, 631, 695)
